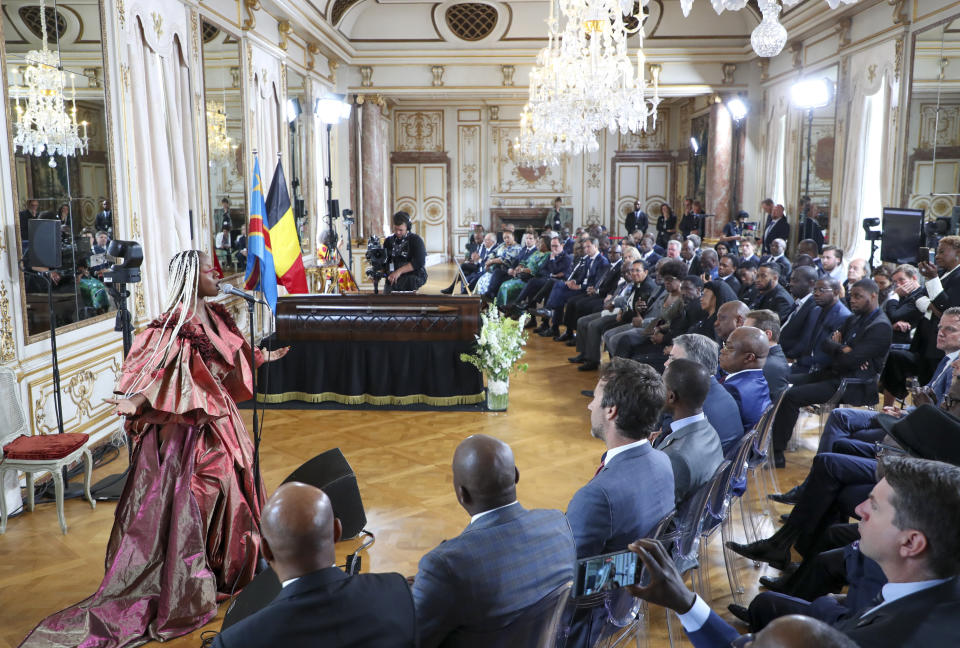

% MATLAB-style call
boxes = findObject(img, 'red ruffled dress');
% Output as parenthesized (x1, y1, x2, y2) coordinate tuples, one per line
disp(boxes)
(21, 302, 266, 648)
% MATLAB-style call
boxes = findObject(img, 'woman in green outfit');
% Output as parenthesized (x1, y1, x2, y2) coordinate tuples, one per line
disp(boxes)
(497, 233, 550, 306)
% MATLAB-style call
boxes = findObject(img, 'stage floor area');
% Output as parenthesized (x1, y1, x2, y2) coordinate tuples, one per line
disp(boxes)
(0, 264, 819, 648)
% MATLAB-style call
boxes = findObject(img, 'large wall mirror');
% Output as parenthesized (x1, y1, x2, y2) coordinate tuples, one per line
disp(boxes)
(902, 17, 960, 219)
(795, 65, 838, 236)
(286, 66, 311, 255)
(201, 19, 247, 277)
(3, 0, 115, 338)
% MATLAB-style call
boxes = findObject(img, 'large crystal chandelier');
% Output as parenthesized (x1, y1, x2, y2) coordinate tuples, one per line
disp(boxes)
(682, 0, 857, 58)
(11, 0, 88, 167)
(206, 101, 234, 169)
(515, 0, 660, 166)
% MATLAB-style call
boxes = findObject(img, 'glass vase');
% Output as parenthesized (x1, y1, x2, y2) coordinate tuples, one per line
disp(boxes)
(486, 377, 510, 411)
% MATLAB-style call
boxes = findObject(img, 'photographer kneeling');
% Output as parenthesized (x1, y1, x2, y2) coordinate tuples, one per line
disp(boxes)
(383, 211, 428, 293)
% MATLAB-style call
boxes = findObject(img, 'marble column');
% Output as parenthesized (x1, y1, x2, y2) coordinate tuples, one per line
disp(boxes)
(705, 100, 733, 239)
(359, 99, 388, 238)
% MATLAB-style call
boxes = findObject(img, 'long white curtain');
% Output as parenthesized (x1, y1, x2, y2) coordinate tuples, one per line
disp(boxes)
(763, 96, 788, 207)
(128, 18, 197, 318)
(254, 74, 281, 192)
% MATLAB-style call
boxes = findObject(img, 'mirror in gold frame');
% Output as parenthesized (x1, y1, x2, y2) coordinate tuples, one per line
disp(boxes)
(286, 66, 311, 255)
(3, 0, 117, 338)
(902, 17, 960, 219)
(795, 65, 838, 240)
(201, 19, 247, 278)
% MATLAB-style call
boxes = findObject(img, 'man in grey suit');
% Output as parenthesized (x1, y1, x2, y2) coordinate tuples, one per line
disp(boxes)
(745, 309, 791, 403)
(566, 358, 675, 646)
(656, 359, 724, 506)
(411, 434, 576, 648)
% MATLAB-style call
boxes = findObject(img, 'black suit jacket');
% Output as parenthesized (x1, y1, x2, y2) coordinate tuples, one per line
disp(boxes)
(625, 210, 648, 235)
(212, 568, 417, 648)
(720, 273, 741, 296)
(596, 259, 624, 298)
(885, 288, 924, 345)
(762, 217, 790, 254)
(753, 284, 795, 323)
(764, 345, 791, 402)
(762, 254, 792, 286)
(834, 577, 960, 647)
(914, 267, 960, 358)
(821, 309, 892, 388)
(780, 295, 817, 358)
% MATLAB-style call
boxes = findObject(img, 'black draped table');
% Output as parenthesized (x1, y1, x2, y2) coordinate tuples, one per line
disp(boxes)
(256, 294, 484, 407)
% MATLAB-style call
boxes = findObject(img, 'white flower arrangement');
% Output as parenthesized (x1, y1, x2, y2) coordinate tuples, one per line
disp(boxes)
(460, 309, 530, 382)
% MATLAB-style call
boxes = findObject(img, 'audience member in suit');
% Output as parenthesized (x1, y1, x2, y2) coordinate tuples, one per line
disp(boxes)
(886, 237, 960, 402)
(719, 326, 773, 435)
(737, 264, 759, 305)
(792, 277, 852, 375)
(94, 199, 113, 234)
(623, 538, 862, 648)
(412, 435, 576, 648)
(780, 266, 820, 361)
(880, 265, 926, 403)
(667, 334, 744, 456)
(739, 239, 762, 268)
(761, 238, 792, 286)
(770, 279, 892, 467)
(625, 200, 648, 236)
(656, 359, 724, 506)
(562, 229, 575, 255)
(752, 263, 796, 323)
(571, 260, 655, 371)
(714, 300, 749, 348)
(558, 251, 626, 341)
(462, 233, 499, 292)
(543, 237, 610, 337)
(636, 459, 960, 647)
(762, 204, 790, 255)
(717, 254, 741, 295)
(842, 259, 868, 307)
(687, 280, 737, 342)
(680, 239, 701, 276)
(638, 233, 661, 269)
(796, 239, 827, 276)
(566, 359, 675, 647)
(442, 230, 487, 294)
(798, 206, 825, 254)
(212, 483, 417, 648)
(605, 260, 686, 359)
(745, 309, 791, 403)
(821, 245, 845, 282)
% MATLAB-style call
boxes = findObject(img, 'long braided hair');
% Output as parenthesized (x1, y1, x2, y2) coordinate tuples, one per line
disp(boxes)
(123, 250, 206, 395)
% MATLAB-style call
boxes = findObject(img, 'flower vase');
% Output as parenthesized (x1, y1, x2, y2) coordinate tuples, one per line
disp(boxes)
(486, 377, 510, 411)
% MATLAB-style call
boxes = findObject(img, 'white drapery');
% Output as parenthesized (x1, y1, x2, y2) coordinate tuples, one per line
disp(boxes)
(763, 95, 789, 207)
(253, 72, 282, 193)
(837, 63, 893, 260)
(127, 18, 197, 318)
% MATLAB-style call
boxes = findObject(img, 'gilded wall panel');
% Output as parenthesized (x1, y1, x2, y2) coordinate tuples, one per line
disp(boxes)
(457, 125, 481, 227)
(394, 110, 444, 152)
(491, 126, 566, 194)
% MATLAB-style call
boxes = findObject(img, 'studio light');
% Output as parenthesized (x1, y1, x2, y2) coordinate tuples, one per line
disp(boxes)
(690, 137, 700, 154)
(791, 78, 833, 110)
(286, 98, 302, 124)
(315, 93, 352, 125)
(726, 96, 749, 122)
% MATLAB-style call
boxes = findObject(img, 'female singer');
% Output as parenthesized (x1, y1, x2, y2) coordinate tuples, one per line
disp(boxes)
(21, 250, 289, 648)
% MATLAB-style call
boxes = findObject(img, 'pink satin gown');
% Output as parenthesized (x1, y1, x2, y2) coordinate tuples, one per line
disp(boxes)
(21, 302, 266, 648)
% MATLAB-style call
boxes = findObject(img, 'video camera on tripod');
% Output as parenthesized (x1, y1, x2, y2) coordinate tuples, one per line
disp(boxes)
(365, 235, 389, 282)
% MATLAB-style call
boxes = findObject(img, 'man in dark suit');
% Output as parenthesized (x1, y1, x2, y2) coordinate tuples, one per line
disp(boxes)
(667, 333, 745, 457)
(94, 199, 113, 235)
(880, 264, 926, 402)
(544, 236, 609, 337)
(637, 234, 661, 269)
(746, 309, 791, 403)
(412, 434, 576, 648)
(761, 237, 792, 286)
(762, 203, 790, 255)
(680, 239, 700, 276)
(558, 250, 623, 341)
(737, 264, 759, 305)
(780, 266, 819, 360)
(799, 205, 825, 254)
(752, 263, 795, 323)
(842, 259, 868, 307)
(212, 483, 417, 648)
(717, 254, 741, 295)
(792, 277, 852, 375)
(625, 200, 648, 236)
(657, 359, 724, 506)
(770, 278, 892, 467)
(629, 458, 960, 647)
(719, 326, 772, 435)
(739, 239, 762, 268)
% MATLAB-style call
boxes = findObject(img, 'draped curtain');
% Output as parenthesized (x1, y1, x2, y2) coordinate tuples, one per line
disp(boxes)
(253, 73, 281, 193)
(127, 18, 197, 318)
(763, 95, 789, 207)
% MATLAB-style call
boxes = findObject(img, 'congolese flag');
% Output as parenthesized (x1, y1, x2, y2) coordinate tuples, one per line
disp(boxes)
(244, 156, 279, 311)
(264, 160, 308, 295)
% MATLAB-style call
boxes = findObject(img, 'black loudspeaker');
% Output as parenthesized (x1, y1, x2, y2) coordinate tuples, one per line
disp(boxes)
(282, 448, 366, 539)
(27, 219, 62, 268)
(221, 566, 281, 631)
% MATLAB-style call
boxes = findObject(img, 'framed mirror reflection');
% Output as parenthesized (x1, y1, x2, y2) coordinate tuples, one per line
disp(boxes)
(3, 0, 116, 338)
(794, 65, 838, 241)
(286, 66, 311, 255)
(200, 19, 247, 278)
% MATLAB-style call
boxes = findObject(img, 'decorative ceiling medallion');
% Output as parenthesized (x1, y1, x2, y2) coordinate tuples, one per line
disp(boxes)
(445, 3, 498, 42)
(18, 5, 66, 42)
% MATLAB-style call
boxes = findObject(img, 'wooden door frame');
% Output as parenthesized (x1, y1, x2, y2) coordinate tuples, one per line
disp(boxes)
(390, 151, 453, 260)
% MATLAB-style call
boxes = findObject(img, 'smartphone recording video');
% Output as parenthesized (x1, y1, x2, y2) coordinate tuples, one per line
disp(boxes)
(574, 549, 640, 597)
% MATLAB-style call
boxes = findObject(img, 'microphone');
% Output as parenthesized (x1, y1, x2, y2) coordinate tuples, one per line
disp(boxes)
(219, 282, 267, 305)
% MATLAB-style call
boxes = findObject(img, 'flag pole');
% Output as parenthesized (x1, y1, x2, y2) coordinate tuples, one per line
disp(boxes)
(249, 149, 263, 509)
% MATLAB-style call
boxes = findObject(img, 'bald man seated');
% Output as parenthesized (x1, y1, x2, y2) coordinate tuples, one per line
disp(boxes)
(411, 434, 576, 648)
(212, 483, 417, 648)
(719, 326, 772, 435)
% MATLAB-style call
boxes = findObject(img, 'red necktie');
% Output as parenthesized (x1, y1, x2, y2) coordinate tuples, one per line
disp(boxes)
(593, 453, 607, 478)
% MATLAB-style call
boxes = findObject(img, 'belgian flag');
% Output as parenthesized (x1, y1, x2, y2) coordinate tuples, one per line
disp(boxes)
(264, 160, 308, 294)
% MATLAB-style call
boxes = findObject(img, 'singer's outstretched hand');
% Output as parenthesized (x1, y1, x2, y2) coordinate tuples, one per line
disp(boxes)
(104, 393, 148, 416)
(263, 346, 291, 363)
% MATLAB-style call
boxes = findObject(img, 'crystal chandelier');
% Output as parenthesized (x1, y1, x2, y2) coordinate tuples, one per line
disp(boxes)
(515, 0, 660, 166)
(206, 101, 234, 170)
(11, 0, 88, 167)
(681, 0, 857, 57)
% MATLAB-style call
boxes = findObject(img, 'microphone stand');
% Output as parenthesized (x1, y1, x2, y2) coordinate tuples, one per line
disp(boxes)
(248, 297, 263, 507)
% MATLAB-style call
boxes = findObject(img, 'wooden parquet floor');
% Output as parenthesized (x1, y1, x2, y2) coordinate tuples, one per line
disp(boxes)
(0, 264, 820, 648)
